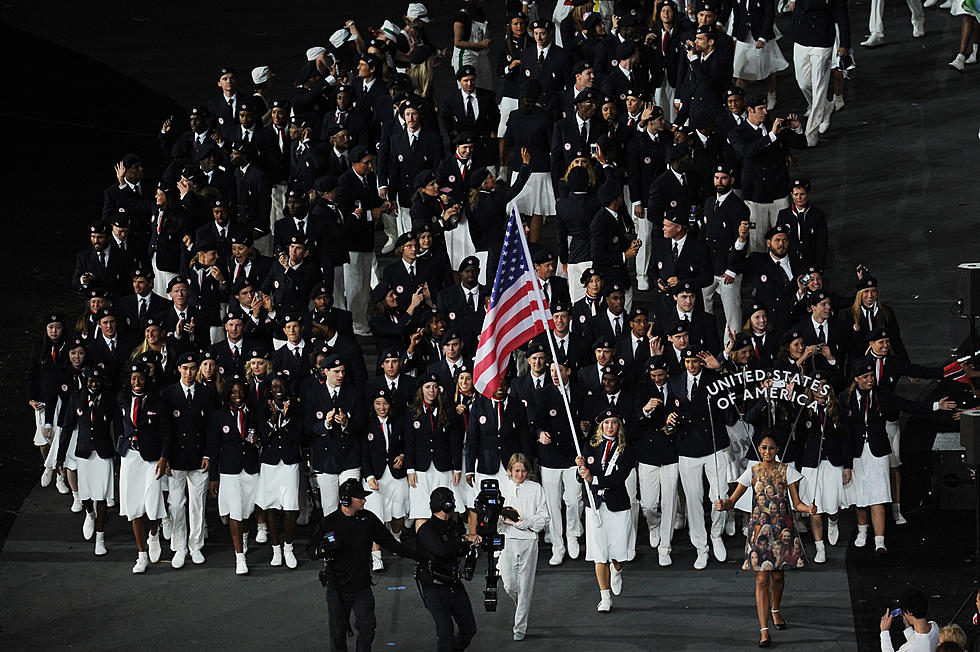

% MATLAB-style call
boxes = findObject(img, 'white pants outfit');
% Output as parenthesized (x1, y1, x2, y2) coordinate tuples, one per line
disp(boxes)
(634, 210, 654, 285)
(745, 197, 790, 253)
(256, 461, 300, 511)
(702, 274, 744, 337)
(500, 539, 539, 636)
(637, 461, 680, 553)
(678, 449, 731, 555)
(168, 468, 208, 553)
(119, 453, 166, 521)
(868, 0, 924, 38)
(539, 465, 584, 554)
(76, 454, 114, 502)
(344, 252, 379, 334)
(793, 44, 833, 145)
(316, 468, 361, 516)
(151, 253, 178, 298)
(625, 467, 639, 557)
(364, 468, 409, 522)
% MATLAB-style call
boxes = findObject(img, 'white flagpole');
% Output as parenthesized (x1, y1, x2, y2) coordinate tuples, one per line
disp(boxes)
(510, 209, 601, 524)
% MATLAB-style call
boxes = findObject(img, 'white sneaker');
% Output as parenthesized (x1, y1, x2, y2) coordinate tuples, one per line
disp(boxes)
(133, 552, 149, 573)
(41, 468, 54, 487)
(950, 53, 966, 71)
(549, 551, 564, 566)
(171, 550, 186, 569)
(242, 532, 249, 554)
(637, 276, 649, 291)
(381, 239, 397, 255)
(940, 0, 952, 8)
(190, 549, 206, 564)
(235, 553, 249, 575)
(82, 512, 96, 540)
(610, 566, 623, 595)
(597, 594, 613, 612)
(271, 545, 283, 567)
(923, 0, 937, 6)
(694, 551, 709, 570)
(966, 45, 978, 64)
(814, 547, 827, 564)
(372, 552, 384, 572)
(725, 512, 736, 537)
(56, 473, 70, 494)
(828, 519, 840, 545)
(568, 537, 581, 560)
(148, 532, 162, 563)
(861, 33, 885, 48)
(284, 543, 298, 569)
(767, 92, 777, 111)
(94, 533, 108, 556)
(711, 536, 727, 562)
(649, 529, 660, 549)
(543, 531, 552, 544)
(818, 119, 831, 135)
(106, 497, 115, 508)
(833, 96, 846, 112)
(255, 523, 268, 544)
(71, 493, 83, 513)
(912, 22, 925, 38)
(161, 515, 172, 539)
(658, 551, 672, 567)
(855, 529, 868, 548)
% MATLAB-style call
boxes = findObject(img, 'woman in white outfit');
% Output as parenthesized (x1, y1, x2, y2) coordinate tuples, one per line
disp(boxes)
(731, 0, 789, 108)
(499, 453, 550, 641)
(947, 0, 979, 71)
(27, 313, 68, 490)
(49, 337, 88, 507)
(452, 1, 493, 87)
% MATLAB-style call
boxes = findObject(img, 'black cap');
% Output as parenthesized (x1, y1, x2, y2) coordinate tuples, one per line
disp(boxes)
(668, 144, 691, 161)
(348, 145, 372, 164)
(167, 276, 190, 292)
(413, 169, 436, 189)
(532, 248, 555, 265)
(580, 267, 602, 285)
(851, 358, 874, 379)
(865, 327, 891, 343)
(807, 291, 829, 307)
(177, 351, 200, 366)
(339, 478, 371, 500)
(764, 223, 790, 239)
(593, 336, 615, 350)
(671, 280, 697, 296)
(779, 329, 803, 346)
(856, 276, 878, 290)
(456, 64, 477, 80)
(646, 355, 669, 372)
(666, 322, 689, 337)
(792, 178, 812, 192)
(730, 333, 752, 351)
(595, 407, 623, 424)
(458, 256, 480, 272)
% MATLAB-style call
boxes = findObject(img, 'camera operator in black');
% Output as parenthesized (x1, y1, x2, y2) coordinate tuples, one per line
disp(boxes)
(416, 486, 480, 652)
(306, 478, 420, 652)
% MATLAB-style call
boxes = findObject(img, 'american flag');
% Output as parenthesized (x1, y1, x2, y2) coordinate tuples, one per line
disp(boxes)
(473, 208, 554, 397)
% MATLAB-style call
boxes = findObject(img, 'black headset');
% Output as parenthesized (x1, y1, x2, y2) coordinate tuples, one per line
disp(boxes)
(429, 487, 456, 514)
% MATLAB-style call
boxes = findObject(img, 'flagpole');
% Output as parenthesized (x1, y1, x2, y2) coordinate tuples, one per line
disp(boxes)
(511, 209, 601, 524)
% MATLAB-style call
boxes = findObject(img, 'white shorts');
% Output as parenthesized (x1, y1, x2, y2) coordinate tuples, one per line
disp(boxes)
(585, 503, 633, 563)
(77, 454, 114, 502)
(409, 466, 454, 520)
(845, 443, 891, 508)
(364, 468, 409, 522)
(255, 461, 300, 511)
(119, 453, 167, 521)
(798, 461, 848, 514)
(218, 471, 259, 521)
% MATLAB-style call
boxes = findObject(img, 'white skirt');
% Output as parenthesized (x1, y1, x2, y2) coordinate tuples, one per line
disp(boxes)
(119, 453, 167, 521)
(845, 443, 891, 508)
(798, 461, 848, 514)
(76, 453, 114, 502)
(409, 466, 454, 520)
(445, 216, 477, 270)
(733, 33, 789, 81)
(507, 171, 556, 217)
(255, 461, 300, 511)
(585, 503, 633, 563)
(43, 424, 68, 471)
(365, 468, 409, 522)
(951, 0, 970, 16)
(33, 400, 61, 446)
(497, 96, 520, 137)
(218, 471, 259, 521)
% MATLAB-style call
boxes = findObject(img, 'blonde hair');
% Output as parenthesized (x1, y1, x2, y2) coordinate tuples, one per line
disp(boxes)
(408, 58, 435, 98)
(245, 359, 274, 384)
(507, 452, 532, 476)
(938, 624, 966, 649)
(850, 288, 891, 331)
(589, 417, 627, 455)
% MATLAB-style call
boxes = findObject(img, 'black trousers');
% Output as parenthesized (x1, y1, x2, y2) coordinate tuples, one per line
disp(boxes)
(325, 585, 376, 652)
(420, 583, 477, 652)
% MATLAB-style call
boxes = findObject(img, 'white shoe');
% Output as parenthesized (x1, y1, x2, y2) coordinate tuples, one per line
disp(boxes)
(236, 553, 249, 575)
(171, 550, 186, 569)
(242, 532, 249, 554)
(658, 550, 672, 566)
(255, 523, 268, 544)
(568, 537, 581, 560)
(82, 512, 96, 540)
(818, 119, 831, 135)
(649, 529, 660, 549)
(833, 96, 845, 111)
(828, 519, 840, 545)
(271, 545, 283, 567)
(190, 549, 206, 564)
(855, 529, 868, 548)
(148, 532, 162, 563)
(597, 594, 613, 612)
(372, 552, 384, 572)
(923, 0, 937, 6)
(284, 542, 298, 569)
(694, 551, 709, 570)
(94, 533, 107, 556)
(133, 552, 149, 573)
(814, 547, 827, 564)
(912, 22, 925, 38)
(861, 33, 884, 48)
(807, 134, 820, 148)
(711, 536, 727, 562)
(893, 506, 908, 525)
(950, 53, 966, 71)
(725, 512, 736, 537)
(381, 239, 397, 255)
(610, 566, 623, 595)
(637, 276, 649, 291)
(966, 45, 978, 64)
(106, 497, 115, 508)
(161, 515, 172, 539)
(41, 468, 54, 487)
(56, 473, 70, 494)
(766, 92, 777, 111)
(549, 551, 564, 566)
(71, 493, 83, 513)
(941, 0, 952, 8)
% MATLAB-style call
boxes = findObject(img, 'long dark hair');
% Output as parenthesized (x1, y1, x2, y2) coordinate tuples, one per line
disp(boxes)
(410, 384, 451, 429)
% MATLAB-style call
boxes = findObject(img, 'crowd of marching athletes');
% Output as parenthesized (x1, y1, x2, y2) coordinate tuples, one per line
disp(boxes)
(24, 0, 980, 646)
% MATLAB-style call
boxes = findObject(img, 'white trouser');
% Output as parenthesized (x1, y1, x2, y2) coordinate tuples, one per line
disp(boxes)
(270, 183, 287, 231)
(540, 466, 583, 553)
(567, 262, 594, 304)
(886, 419, 902, 468)
(635, 209, 653, 282)
(655, 80, 676, 121)
(638, 461, 680, 554)
(869, 0, 924, 36)
(678, 450, 731, 555)
(793, 45, 833, 143)
(382, 212, 399, 246)
(344, 252, 378, 334)
(702, 274, 744, 338)
(745, 197, 790, 253)
(168, 468, 208, 553)
(151, 253, 177, 298)
(316, 468, 362, 515)
(331, 265, 347, 310)
(500, 538, 538, 636)
(397, 203, 412, 237)
(625, 467, 639, 557)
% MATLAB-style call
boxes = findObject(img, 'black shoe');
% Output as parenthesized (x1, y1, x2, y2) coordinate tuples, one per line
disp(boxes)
(759, 628, 771, 648)
(771, 610, 787, 630)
